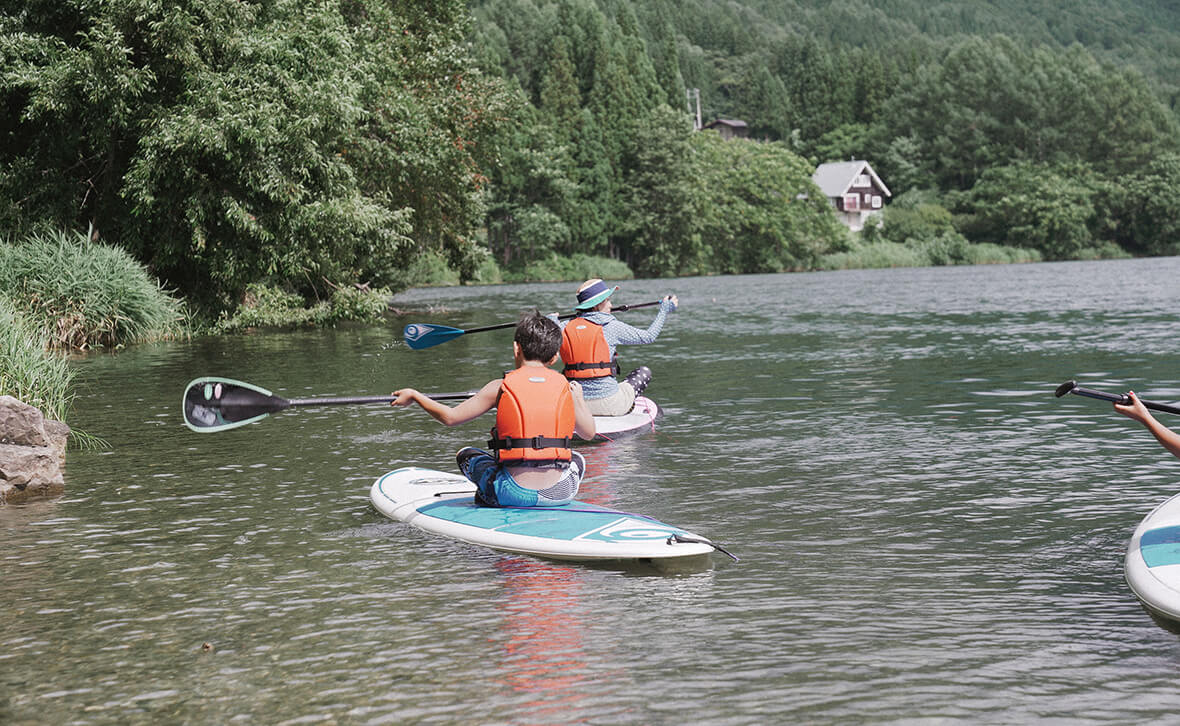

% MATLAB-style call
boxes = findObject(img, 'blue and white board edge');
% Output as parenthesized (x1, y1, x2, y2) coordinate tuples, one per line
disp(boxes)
(370, 467, 716, 562)
(1126, 491, 1180, 623)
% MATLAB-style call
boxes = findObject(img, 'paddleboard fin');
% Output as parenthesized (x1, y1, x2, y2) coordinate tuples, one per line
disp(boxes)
(668, 533, 739, 562)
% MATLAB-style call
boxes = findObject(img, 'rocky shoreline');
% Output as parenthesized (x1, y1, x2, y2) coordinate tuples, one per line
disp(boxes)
(0, 395, 70, 504)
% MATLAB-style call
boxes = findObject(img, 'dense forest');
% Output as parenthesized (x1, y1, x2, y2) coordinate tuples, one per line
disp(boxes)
(3, 0, 1180, 316)
(469, 0, 1180, 270)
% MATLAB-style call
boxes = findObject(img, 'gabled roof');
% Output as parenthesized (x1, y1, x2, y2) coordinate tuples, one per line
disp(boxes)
(812, 160, 891, 198)
(703, 118, 748, 129)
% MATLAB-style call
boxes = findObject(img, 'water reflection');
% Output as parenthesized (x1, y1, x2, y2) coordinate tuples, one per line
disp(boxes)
(494, 558, 593, 724)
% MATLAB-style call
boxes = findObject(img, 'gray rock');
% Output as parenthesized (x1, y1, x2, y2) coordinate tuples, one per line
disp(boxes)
(0, 396, 70, 504)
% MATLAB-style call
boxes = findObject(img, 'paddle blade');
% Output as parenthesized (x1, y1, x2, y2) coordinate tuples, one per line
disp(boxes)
(182, 377, 290, 433)
(403, 323, 465, 350)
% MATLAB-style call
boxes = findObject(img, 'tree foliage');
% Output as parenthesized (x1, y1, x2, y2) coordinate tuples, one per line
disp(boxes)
(6, 0, 1180, 319)
(1, 0, 508, 311)
(695, 134, 845, 273)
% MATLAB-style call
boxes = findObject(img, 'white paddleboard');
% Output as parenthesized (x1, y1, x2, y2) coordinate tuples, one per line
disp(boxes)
(370, 467, 720, 563)
(1126, 491, 1180, 623)
(591, 395, 660, 439)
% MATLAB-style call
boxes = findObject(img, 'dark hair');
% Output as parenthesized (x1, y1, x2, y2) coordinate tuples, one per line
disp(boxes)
(514, 310, 561, 362)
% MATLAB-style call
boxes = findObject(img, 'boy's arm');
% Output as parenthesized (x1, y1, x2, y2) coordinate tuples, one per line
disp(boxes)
(570, 381, 596, 440)
(393, 379, 501, 426)
(1115, 391, 1180, 459)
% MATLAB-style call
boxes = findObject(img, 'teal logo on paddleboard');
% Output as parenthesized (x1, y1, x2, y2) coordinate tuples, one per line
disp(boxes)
(1141, 525, 1180, 568)
(576, 517, 680, 542)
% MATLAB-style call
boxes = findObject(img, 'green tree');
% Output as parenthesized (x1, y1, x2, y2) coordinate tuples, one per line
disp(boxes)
(484, 100, 575, 268)
(696, 134, 846, 273)
(617, 105, 705, 276)
(1108, 154, 1180, 257)
(956, 162, 1100, 259)
(540, 36, 582, 127)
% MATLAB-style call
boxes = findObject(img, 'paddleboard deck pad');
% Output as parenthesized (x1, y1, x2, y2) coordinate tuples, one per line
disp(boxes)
(591, 396, 660, 439)
(1126, 491, 1180, 623)
(370, 467, 727, 563)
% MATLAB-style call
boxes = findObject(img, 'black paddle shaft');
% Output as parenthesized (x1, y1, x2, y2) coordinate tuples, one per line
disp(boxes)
(1055, 380, 1180, 416)
(455, 300, 663, 335)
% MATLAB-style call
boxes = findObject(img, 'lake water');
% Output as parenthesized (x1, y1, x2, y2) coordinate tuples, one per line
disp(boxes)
(4, 258, 1180, 724)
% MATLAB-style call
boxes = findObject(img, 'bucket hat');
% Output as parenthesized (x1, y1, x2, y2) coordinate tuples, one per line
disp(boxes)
(574, 279, 618, 310)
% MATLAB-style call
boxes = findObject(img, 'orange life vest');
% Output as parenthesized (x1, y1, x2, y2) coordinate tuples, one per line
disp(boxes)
(560, 317, 616, 380)
(488, 367, 575, 468)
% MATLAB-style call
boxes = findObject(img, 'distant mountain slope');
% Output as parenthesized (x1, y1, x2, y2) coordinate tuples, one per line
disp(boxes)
(669, 0, 1180, 105)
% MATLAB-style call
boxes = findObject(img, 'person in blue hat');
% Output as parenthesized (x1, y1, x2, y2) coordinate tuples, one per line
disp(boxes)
(554, 278, 678, 416)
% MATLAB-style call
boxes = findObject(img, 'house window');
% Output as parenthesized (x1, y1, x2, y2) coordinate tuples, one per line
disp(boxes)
(843, 194, 859, 211)
(872, 195, 882, 209)
(855, 174, 870, 187)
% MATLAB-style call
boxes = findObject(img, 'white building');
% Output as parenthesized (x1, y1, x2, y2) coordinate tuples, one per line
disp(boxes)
(812, 160, 891, 231)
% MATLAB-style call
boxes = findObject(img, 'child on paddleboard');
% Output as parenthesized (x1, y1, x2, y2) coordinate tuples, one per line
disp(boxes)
(554, 278, 678, 416)
(1115, 391, 1180, 459)
(391, 310, 595, 507)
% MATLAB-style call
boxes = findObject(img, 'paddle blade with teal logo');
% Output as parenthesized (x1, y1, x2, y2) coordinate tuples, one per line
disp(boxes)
(403, 323, 465, 350)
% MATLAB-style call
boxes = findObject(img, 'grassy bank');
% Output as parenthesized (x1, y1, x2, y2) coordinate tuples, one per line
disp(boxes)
(208, 252, 635, 330)
(0, 229, 187, 349)
(817, 237, 1044, 270)
(1, 229, 189, 424)
(384, 251, 633, 288)
(0, 296, 73, 421)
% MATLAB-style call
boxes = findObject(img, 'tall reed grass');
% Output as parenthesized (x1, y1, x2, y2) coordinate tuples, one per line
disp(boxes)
(0, 297, 73, 421)
(0, 229, 187, 349)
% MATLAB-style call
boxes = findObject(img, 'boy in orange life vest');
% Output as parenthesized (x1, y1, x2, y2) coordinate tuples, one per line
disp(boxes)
(556, 278, 678, 416)
(391, 311, 596, 507)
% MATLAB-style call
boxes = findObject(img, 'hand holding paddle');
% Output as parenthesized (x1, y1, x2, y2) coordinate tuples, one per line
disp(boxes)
(1054, 380, 1180, 416)
(1057, 381, 1180, 460)
(183, 377, 474, 433)
(403, 300, 663, 350)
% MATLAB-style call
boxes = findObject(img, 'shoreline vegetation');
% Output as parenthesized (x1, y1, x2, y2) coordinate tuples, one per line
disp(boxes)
(0, 222, 1124, 430)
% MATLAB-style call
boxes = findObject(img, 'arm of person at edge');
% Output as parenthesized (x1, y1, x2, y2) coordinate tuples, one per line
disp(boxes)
(392, 379, 596, 440)
(1114, 391, 1180, 460)
(606, 294, 679, 345)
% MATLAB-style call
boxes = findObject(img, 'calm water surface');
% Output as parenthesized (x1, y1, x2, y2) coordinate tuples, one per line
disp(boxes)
(4, 258, 1180, 724)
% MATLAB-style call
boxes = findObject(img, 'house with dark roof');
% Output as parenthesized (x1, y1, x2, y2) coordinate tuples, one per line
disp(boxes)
(702, 118, 749, 140)
(812, 160, 891, 231)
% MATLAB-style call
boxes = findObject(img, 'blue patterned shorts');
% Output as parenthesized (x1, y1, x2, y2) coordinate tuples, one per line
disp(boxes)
(456, 448, 585, 507)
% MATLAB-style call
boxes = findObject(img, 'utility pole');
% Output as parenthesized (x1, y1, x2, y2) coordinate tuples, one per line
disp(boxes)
(686, 88, 701, 131)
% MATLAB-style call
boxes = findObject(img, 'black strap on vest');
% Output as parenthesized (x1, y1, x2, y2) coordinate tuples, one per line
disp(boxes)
(488, 435, 573, 451)
(564, 361, 614, 371)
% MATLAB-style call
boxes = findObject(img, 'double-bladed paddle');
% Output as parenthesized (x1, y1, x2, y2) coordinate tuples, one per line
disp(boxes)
(182, 377, 474, 433)
(1054, 380, 1180, 416)
(403, 300, 663, 350)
